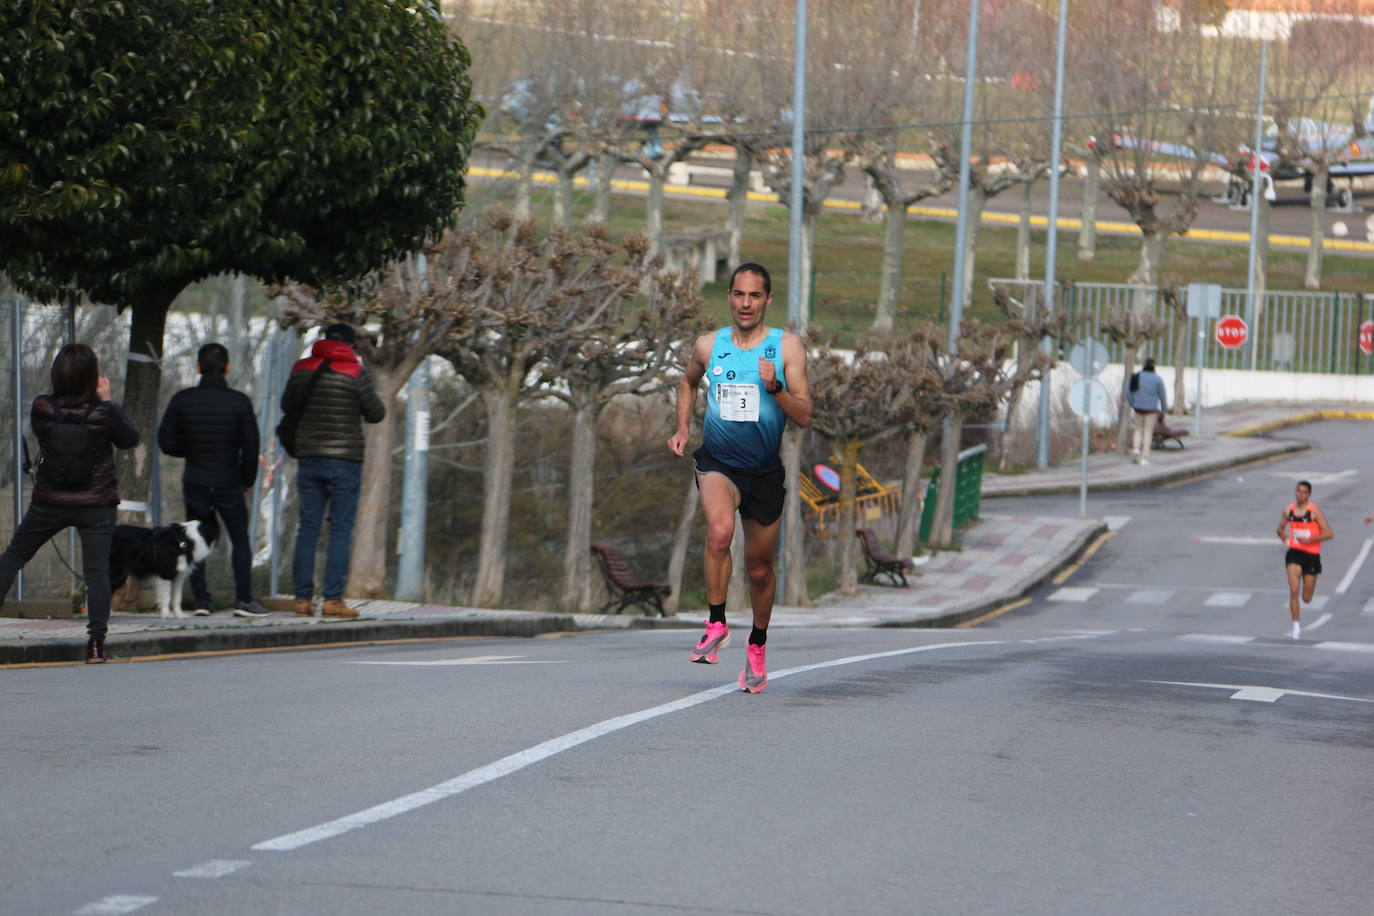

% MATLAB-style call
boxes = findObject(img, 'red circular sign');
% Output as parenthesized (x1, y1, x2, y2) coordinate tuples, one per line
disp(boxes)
(1360, 320, 1374, 356)
(1215, 315, 1249, 349)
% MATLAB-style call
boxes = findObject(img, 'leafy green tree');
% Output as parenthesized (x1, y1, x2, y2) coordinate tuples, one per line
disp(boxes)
(1, 0, 482, 509)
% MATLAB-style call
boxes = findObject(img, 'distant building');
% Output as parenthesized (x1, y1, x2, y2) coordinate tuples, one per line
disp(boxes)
(1160, 0, 1374, 39)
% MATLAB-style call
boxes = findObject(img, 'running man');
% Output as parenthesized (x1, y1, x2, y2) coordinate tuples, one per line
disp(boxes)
(1275, 479, 1333, 640)
(667, 263, 812, 693)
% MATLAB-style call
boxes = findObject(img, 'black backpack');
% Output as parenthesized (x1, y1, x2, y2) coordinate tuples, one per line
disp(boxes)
(1129, 371, 1140, 393)
(37, 397, 99, 490)
(276, 360, 331, 458)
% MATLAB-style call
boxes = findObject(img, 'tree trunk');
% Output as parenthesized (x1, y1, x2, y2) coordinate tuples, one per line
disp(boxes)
(553, 169, 574, 227)
(836, 440, 862, 595)
(929, 413, 964, 549)
(118, 291, 179, 523)
(781, 424, 808, 606)
(1016, 179, 1033, 280)
(589, 150, 616, 224)
(860, 172, 883, 224)
(514, 152, 535, 221)
(960, 186, 987, 312)
(559, 399, 598, 612)
(894, 430, 927, 558)
(872, 196, 907, 334)
(664, 471, 699, 615)
(472, 373, 520, 607)
(1129, 227, 1164, 288)
(1116, 341, 1139, 453)
(645, 165, 666, 261)
(348, 371, 400, 598)
(994, 377, 1026, 472)
(1171, 309, 1189, 415)
(725, 148, 751, 269)
(1078, 155, 1099, 261)
(1305, 166, 1328, 291)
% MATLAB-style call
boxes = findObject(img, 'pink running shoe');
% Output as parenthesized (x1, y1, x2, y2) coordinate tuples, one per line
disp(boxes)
(739, 643, 767, 693)
(690, 620, 730, 664)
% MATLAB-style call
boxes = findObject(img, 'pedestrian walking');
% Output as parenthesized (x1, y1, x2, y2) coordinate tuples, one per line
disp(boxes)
(1276, 479, 1332, 640)
(1128, 358, 1168, 465)
(0, 344, 139, 662)
(666, 263, 812, 693)
(281, 324, 385, 618)
(157, 342, 268, 617)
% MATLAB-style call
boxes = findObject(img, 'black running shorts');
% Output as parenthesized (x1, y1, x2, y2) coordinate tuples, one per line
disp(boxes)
(1285, 548, 1322, 576)
(692, 447, 785, 525)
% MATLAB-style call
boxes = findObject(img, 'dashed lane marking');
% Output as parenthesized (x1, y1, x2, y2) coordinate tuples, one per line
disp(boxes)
(1125, 589, 1173, 605)
(73, 897, 157, 915)
(1204, 592, 1252, 608)
(1148, 680, 1374, 704)
(1048, 587, 1098, 602)
(1335, 537, 1374, 595)
(173, 860, 251, 879)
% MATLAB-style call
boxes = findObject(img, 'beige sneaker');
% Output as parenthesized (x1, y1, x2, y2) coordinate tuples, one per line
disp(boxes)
(294, 599, 315, 616)
(321, 599, 359, 619)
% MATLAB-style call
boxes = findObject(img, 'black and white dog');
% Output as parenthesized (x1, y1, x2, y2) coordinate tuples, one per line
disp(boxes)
(108, 517, 219, 619)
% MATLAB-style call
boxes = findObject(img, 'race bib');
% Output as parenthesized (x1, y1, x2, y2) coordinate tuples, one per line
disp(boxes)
(717, 383, 760, 422)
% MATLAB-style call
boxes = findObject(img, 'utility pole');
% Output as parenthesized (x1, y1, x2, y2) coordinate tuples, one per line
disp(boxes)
(947, 0, 982, 351)
(396, 358, 431, 601)
(1244, 40, 1269, 371)
(1037, 0, 1069, 469)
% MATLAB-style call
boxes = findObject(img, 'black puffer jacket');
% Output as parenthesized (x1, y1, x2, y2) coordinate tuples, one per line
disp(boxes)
(280, 339, 385, 462)
(158, 375, 261, 488)
(30, 396, 140, 508)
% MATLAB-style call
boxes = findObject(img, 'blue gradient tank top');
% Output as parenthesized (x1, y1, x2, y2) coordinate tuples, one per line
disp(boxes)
(702, 326, 787, 468)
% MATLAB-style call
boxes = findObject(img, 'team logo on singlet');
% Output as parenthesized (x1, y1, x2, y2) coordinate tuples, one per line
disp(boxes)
(764, 345, 776, 359)
(726, 370, 736, 380)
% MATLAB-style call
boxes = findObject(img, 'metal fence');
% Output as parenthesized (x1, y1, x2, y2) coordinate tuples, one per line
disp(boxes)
(990, 278, 1374, 375)
(3, 280, 304, 604)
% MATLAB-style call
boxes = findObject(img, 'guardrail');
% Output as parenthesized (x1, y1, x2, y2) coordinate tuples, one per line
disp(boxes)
(918, 444, 987, 543)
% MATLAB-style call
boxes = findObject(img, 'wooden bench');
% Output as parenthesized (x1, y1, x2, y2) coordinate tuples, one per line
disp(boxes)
(1152, 414, 1190, 450)
(856, 528, 914, 588)
(590, 543, 671, 617)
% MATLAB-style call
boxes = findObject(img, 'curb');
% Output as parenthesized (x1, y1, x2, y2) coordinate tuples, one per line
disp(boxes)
(981, 438, 1308, 498)
(871, 520, 1110, 629)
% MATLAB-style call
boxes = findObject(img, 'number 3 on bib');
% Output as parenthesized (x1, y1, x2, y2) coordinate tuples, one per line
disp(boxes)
(717, 383, 760, 422)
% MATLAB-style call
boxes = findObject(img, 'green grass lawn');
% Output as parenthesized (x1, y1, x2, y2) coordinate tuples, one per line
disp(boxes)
(464, 174, 1374, 341)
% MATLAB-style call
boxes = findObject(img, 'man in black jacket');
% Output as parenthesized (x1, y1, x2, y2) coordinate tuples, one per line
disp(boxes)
(281, 323, 385, 618)
(158, 342, 267, 617)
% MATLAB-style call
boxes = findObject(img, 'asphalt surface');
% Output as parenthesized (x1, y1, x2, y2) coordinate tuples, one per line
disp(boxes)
(4, 419, 1373, 915)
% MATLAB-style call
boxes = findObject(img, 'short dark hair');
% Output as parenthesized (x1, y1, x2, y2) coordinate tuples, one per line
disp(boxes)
(197, 343, 229, 377)
(1297, 479, 1312, 493)
(730, 262, 771, 296)
(324, 323, 357, 346)
(51, 343, 99, 407)
(1143, 358, 1156, 371)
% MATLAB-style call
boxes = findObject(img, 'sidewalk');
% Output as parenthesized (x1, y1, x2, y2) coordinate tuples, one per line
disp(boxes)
(0, 401, 1354, 665)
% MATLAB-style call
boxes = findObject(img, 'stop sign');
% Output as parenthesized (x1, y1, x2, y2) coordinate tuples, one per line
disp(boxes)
(1215, 315, 1249, 349)
(1360, 320, 1374, 356)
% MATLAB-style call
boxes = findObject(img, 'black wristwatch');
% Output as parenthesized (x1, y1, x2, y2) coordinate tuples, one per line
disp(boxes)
(765, 379, 783, 395)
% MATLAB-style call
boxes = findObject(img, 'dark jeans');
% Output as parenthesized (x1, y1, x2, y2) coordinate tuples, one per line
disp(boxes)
(0, 504, 116, 639)
(292, 457, 362, 601)
(184, 482, 253, 605)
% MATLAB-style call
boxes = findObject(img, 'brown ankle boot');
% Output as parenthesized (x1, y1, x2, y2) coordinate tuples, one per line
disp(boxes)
(294, 599, 315, 616)
(85, 639, 107, 664)
(321, 599, 358, 619)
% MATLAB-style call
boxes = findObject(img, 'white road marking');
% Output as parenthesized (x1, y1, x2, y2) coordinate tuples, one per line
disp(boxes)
(1363, 598, 1374, 616)
(173, 860, 251, 879)
(1314, 641, 1374, 654)
(74, 897, 157, 915)
(1335, 537, 1374, 594)
(1204, 592, 1252, 608)
(346, 656, 567, 667)
(1048, 587, 1098, 602)
(1195, 536, 1280, 546)
(1104, 515, 1132, 531)
(1178, 634, 1256, 644)
(1126, 589, 1173, 605)
(1094, 583, 1286, 594)
(1148, 680, 1374, 704)
(254, 637, 1122, 852)
(1303, 612, 1333, 632)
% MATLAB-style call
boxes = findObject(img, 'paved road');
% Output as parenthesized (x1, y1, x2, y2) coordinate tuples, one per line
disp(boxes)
(5, 422, 1373, 915)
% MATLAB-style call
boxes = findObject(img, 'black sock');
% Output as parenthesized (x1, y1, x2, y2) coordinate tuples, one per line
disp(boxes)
(749, 626, 767, 646)
(708, 602, 726, 624)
